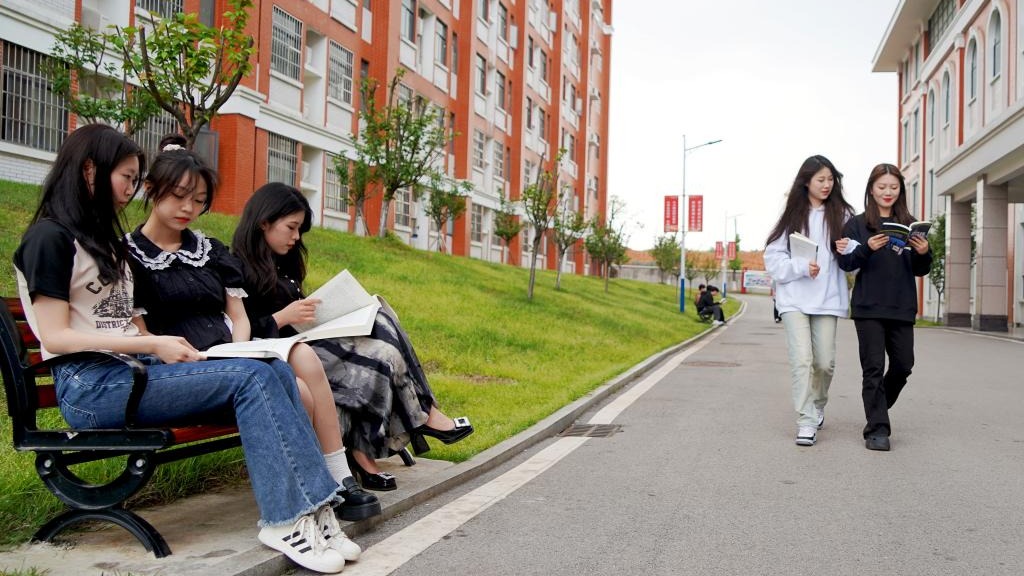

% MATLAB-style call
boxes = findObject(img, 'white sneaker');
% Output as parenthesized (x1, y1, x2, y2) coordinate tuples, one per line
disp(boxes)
(816, 408, 825, 430)
(258, 509, 346, 573)
(713, 320, 724, 326)
(317, 503, 362, 561)
(795, 426, 817, 446)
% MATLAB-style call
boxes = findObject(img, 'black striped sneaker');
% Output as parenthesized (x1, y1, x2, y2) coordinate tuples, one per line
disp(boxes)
(258, 508, 346, 573)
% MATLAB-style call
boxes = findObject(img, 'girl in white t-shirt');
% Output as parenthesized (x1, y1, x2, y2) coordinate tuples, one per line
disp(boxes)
(763, 155, 854, 447)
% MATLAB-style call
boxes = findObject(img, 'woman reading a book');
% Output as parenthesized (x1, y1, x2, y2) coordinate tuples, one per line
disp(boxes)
(764, 155, 855, 447)
(125, 138, 379, 532)
(13, 124, 356, 573)
(233, 183, 474, 491)
(837, 163, 931, 452)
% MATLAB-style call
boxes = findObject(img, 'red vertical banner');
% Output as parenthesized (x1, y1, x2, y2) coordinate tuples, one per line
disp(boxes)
(715, 241, 723, 260)
(727, 241, 736, 260)
(688, 195, 703, 232)
(663, 196, 678, 233)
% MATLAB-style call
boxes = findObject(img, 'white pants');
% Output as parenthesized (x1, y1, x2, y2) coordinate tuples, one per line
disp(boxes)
(780, 312, 837, 428)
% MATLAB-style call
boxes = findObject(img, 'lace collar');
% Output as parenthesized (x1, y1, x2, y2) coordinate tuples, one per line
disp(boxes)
(127, 228, 212, 270)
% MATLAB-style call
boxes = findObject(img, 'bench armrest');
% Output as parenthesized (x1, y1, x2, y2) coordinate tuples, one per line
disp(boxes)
(33, 351, 149, 428)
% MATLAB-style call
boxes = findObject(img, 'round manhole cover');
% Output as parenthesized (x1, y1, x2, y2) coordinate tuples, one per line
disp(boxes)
(682, 361, 742, 368)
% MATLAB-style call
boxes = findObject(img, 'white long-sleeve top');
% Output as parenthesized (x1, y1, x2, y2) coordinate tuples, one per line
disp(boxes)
(763, 206, 849, 317)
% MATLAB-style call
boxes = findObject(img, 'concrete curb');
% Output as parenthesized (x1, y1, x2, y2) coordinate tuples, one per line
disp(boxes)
(201, 304, 744, 576)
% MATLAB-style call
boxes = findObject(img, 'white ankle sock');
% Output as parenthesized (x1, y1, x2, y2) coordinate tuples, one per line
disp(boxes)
(324, 448, 353, 484)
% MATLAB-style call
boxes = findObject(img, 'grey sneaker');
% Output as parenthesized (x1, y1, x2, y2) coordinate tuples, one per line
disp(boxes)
(796, 426, 817, 446)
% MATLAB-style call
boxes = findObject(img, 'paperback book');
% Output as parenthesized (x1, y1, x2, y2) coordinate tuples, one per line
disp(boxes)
(882, 221, 931, 251)
(201, 270, 381, 362)
(788, 232, 818, 263)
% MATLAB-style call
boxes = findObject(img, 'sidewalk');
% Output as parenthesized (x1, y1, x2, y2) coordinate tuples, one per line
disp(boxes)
(0, 311, 728, 576)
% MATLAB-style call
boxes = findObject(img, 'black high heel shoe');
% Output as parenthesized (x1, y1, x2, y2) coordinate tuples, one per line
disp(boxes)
(414, 416, 474, 445)
(347, 452, 397, 492)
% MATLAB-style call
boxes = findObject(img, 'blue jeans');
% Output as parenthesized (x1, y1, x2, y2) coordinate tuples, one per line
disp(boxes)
(52, 355, 338, 527)
(780, 312, 837, 428)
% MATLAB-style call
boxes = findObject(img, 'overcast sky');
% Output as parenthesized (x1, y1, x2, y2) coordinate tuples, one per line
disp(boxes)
(607, 1, 900, 251)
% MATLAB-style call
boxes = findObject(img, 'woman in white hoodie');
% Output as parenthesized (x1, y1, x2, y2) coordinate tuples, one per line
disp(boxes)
(764, 155, 855, 447)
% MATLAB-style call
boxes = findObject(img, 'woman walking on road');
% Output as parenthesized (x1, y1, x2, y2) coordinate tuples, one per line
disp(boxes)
(838, 163, 931, 451)
(764, 155, 854, 447)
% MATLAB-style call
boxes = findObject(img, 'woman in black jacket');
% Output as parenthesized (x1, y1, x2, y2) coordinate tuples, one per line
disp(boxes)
(838, 164, 931, 451)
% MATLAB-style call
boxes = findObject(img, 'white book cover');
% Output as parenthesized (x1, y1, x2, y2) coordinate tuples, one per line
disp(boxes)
(789, 232, 818, 263)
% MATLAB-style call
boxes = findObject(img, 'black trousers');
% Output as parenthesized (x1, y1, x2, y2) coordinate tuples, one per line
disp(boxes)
(854, 318, 915, 438)
(700, 304, 725, 321)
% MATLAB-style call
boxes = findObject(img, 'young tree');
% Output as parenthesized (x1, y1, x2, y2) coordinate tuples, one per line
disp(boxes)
(48, 24, 160, 135)
(521, 152, 563, 300)
(335, 158, 373, 236)
(650, 235, 681, 286)
(928, 213, 947, 322)
(343, 69, 453, 238)
(698, 253, 718, 286)
(728, 234, 743, 286)
(551, 186, 589, 290)
(417, 173, 471, 254)
(684, 252, 702, 301)
(49, 0, 255, 147)
(493, 189, 522, 265)
(584, 198, 628, 293)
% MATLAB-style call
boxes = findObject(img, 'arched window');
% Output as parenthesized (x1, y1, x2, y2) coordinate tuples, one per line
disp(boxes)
(967, 39, 977, 99)
(990, 11, 1002, 78)
(928, 88, 936, 138)
(943, 71, 951, 124)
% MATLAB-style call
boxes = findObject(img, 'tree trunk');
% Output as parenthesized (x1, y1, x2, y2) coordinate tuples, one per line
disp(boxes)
(603, 261, 610, 292)
(377, 197, 391, 238)
(354, 200, 368, 236)
(527, 238, 541, 300)
(554, 248, 564, 290)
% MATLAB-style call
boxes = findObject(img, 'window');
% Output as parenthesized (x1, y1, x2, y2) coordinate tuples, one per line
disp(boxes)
(526, 96, 534, 129)
(477, 0, 489, 22)
(471, 204, 485, 242)
(435, 20, 448, 66)
(528, 36, 535, 68)
(913, 41, 920, 82)
(497, 3, 509, 41)
(452, 33, 459, 69)
(136, 0, 183, 17)
(394, 188, 412, 227)
(928, 89, 935, 139)
(912, 108, 919, 157)
(328, 42, 354, 105)
(943, 72, 951, 125)
(567, 133, 576, 159)
(901, 120, 909, 161)
(325, 154, 349, 213)
(472, 130, 486, 169)
(902, 59, 910, 95)
(475, 54, 487, 94)
(359, 59, 370, 112)
(267, 133, 298, 185)
(134, 108, 179, 160)
(271, 7, 302, 80)
(401, 0, 416, 42)
(927, 0, 957, 48)
(538, 108, 547, 140)
(1, 42, 68, 153)
(494, 144, 505, 179)
(968, 40, 977, 100)
(496, 71, 507, 110)
(538, 49, 548, 83)
(397, 84, 413, 106)
(991, 11, 1002, 79)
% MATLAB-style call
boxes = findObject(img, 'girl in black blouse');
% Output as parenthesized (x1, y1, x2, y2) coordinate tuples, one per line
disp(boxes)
(233, 183, 474, 491)
(127, 141, 378, 527)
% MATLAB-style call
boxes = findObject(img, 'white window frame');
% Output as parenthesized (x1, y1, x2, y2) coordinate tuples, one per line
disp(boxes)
(271, 7, 302, 80)
(328, 42, 355, 105)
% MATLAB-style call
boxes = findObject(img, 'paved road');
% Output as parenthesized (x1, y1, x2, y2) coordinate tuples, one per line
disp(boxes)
(340, 294, 1024, 576)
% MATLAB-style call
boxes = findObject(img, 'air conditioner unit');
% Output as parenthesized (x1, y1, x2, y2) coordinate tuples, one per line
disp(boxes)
(81, 6, 108, 31)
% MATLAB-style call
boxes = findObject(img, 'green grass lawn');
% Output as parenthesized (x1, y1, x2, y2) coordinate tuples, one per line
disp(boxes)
(0, 179, 737, 546)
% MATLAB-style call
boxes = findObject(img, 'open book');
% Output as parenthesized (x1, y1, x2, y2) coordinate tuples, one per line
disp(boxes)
(882, 220, 931, 242)
(788, 232, 818, 263)
(202, 270, 381, 362)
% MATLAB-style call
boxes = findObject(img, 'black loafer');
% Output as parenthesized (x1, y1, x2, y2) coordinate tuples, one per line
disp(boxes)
(865, 436, 891, 451)
(415, 416, 474, 445)
(337, 476, 382, 521)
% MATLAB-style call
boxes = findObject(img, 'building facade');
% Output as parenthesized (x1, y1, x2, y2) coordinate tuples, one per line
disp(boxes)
(0, 0, 613, 272)
(874, 0, 1024, 330)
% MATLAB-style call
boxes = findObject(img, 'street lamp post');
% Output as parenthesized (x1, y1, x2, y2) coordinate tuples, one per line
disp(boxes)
(721, 212, 742, 294)
(679, 135, 722, 312)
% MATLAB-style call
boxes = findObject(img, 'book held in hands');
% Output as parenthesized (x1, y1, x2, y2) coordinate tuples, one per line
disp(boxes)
(788, 232, 818, 263)
(881, 221, 931, 252)
(201, 270, 381, 362)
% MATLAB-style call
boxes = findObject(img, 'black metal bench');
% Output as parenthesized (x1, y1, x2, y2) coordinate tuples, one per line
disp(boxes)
(0, 297, 244, 558)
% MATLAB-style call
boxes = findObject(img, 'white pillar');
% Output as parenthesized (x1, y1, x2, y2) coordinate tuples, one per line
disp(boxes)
(973, 178, 1009, 331)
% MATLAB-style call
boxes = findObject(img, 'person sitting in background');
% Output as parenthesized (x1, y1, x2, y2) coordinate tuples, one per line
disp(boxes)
(697, 285, 726, 325)
(694, 284, 706, 310)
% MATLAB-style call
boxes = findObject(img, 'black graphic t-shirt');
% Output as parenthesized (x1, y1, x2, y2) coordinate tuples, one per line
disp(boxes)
(14, 219, 139, 359)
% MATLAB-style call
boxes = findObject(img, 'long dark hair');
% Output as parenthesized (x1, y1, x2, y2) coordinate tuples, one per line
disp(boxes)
(143, 144, 218, 214)
(232, 183, 312, 296)
(765, 155, 853, 251)
(30, 124, 146, 283)
(863, 163, 913, 232)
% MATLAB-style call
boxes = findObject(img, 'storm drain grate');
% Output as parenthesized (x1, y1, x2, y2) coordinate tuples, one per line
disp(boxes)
(682, 361, 742, 368)
(559, 424, 622, 438)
